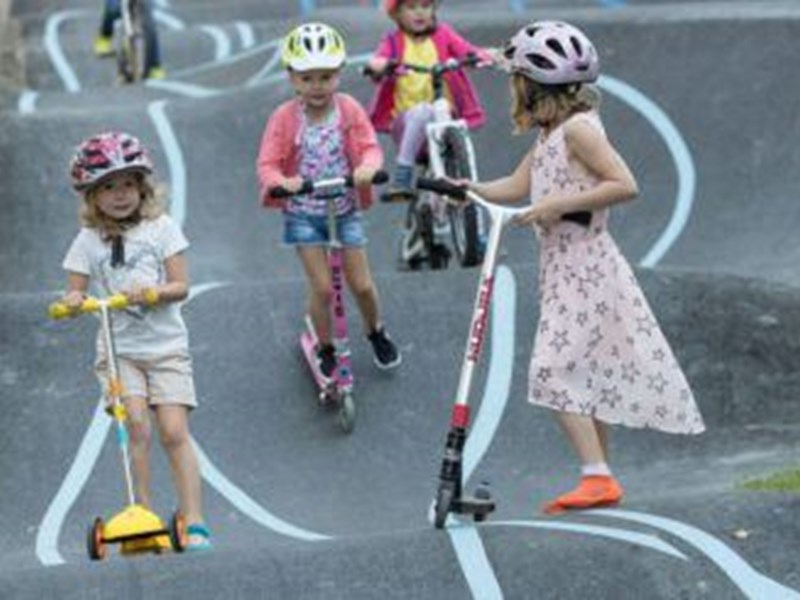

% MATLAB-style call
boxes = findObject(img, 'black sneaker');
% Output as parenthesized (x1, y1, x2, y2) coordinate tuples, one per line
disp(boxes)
(367, 327, 402, 370)
(316, 344, 337, 379)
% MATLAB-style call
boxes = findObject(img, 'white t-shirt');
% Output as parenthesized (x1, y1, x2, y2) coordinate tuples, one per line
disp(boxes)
(62, 214, 190, 359)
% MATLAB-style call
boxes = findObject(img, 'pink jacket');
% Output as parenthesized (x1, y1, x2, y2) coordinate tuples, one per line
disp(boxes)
(367, 22, 488, 133)
(257, 93, 384, 210)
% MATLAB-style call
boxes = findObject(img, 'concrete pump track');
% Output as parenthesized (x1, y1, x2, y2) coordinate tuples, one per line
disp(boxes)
(1, 1, 799, 598)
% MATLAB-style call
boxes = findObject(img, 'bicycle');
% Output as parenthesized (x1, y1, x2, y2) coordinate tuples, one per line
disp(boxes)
(116, 0, 152, 83)
(269, 171, 389, 434)
(364, 55, 487, 271)
(415, 177, 591, 528)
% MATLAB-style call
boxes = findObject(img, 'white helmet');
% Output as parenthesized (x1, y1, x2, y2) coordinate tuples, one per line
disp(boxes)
(281, 23, 347, 72)
(504, 21, 599, 85)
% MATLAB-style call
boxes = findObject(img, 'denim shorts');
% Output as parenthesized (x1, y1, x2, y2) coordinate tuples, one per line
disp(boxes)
(283, 211, 367, 247)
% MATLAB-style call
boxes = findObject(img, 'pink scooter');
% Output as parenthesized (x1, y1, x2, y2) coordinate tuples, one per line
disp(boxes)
(270, 172, 389, 433)
(416, 177, 591, 528)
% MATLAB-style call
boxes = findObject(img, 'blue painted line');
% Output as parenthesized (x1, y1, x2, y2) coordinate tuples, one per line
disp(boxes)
(448, 526, 503, 599)
(509, 0, 526, 14)
(598, 75, 696, 268)
(147, 101, 187, 228)
(590, 510, 800, 599)
(299, 0, 315, 16)
(486, 520, 688, 560)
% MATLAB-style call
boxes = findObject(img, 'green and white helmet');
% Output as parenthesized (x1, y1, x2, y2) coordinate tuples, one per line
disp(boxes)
(281, 23, 347, 72)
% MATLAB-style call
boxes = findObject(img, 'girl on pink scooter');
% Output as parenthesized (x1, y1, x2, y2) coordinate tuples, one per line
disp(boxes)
(257, 23, 402, 379)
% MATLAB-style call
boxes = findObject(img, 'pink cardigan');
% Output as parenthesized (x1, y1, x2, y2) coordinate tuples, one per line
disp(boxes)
(257, 93, 384, 210)
(367, 22, 488, 133)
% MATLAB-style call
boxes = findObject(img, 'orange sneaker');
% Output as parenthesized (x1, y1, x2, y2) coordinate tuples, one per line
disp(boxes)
(542, 475, 624, 515)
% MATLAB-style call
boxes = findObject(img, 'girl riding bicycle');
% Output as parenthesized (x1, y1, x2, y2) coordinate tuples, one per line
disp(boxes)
(366, 0, 493, 199)
(257, 23, 402, 378)
(93, 0, 165, 80)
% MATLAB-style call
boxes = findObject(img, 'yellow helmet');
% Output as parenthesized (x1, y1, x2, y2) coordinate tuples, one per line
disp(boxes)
(281, 23, 346, 72)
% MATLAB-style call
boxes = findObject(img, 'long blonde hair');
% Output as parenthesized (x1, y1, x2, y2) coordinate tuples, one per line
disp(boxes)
(81, 172, 165, 239)
(510, 74, 600, 134)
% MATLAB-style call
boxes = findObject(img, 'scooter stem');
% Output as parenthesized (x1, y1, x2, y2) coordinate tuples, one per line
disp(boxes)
(99, 303, 138, 507)
(452, 209, 505, 414)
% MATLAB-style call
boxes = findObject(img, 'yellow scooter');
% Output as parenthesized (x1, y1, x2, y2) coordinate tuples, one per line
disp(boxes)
(50, 293, 189, 560)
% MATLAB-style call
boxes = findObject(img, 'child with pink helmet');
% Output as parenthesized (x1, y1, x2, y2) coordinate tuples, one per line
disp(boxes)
(463, 21, 705, 513)
(366, 0, 494, 198)
(60, 131, 210, 549)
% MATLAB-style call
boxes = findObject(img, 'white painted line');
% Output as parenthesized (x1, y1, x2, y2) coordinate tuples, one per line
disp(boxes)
(147, 101, 187, 228)
(598, 75, 696, 268)
(486, 520, 689, 560)
(590, 509, 800, 599)
(448, 526, 504, 599)
(192, 441, 330, 542)
(200, 25, 232, 62)
(463, 264, 515, 481)
(154, 9, 185, 31)
(152, 0, 170, 8)
(169, 38, 282, 80)
(18, 90, 38, 114)
(35, 400, 110, 566)
(235, 21, 256, 50)
(146, 79, 221, 98)
(246, 47, 283, 86)
(44, 10, 87, 93)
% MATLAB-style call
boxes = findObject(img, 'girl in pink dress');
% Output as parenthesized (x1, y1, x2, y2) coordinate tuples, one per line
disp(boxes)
(463, 21, 704, 514)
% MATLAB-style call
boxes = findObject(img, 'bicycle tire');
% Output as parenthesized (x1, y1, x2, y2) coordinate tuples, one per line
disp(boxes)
(442, 128, 482, 267)
(118, 0, 148, 83)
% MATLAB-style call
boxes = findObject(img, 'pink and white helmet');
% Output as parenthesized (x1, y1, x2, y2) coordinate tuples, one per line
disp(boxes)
(384, 0, 438, 14)
(70, 131, 153, 191)
(503, 21, 599, 85)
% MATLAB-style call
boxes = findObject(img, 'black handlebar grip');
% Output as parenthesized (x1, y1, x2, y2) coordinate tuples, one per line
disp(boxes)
(561, 211, 592, 227)
(416, 177, 468, 200)
(269, 171, 390, 199)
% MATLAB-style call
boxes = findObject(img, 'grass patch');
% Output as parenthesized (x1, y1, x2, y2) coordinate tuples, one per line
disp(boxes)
(741, 467, 800, 492)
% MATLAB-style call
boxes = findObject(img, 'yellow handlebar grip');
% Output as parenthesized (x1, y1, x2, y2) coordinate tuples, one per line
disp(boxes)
(144, 288, 160, 306)
(48, 302, 72, 320)
(81, 297, 101, 313)
(107, 294, 129, 310)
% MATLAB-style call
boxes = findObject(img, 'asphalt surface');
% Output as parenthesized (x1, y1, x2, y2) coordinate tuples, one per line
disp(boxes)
(1, 1, 799, 599)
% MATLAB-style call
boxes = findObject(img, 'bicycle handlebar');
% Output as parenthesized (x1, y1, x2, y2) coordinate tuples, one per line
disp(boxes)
(362, 53, 481, 82)
(268, 170, 389, 199)
(416, 177, 592, 227)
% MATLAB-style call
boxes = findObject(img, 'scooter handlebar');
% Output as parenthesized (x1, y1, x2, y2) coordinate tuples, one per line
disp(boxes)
(415, 177, 592, 227)
(268, 170, 389, 199)
(48, 292, 151, 320)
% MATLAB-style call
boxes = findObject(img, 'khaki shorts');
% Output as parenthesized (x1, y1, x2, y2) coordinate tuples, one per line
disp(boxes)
(95, 352, 197, 408)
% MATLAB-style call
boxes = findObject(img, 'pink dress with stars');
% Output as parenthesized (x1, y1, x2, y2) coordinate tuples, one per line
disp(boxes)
(527, 111, 704, 434)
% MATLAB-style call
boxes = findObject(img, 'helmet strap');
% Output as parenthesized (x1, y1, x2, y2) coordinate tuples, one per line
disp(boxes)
(110, 235, 125, 269)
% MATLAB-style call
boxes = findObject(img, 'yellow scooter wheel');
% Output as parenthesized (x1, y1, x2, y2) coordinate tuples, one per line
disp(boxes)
(87, 517, 107, 561)
(169, 511, 188, 553)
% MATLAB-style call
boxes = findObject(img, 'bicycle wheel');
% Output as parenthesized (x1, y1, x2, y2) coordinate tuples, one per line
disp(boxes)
(442, 128, 482, 267)
(118, 0, 147, 82)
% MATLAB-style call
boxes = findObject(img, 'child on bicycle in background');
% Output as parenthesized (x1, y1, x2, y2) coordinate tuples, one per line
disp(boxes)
(366, 0, 493, 199)
(93, 0, 165, 79)
(257, 23, 402, 378)
(463, 21, 704, 513)
(60, 132, 210, 550)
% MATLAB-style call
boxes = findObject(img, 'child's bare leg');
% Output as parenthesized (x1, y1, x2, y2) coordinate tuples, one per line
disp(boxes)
(297, 246, 333, 343)
(343, 248, 379, 331)
(125, 396, 153, 507)
(594, 418, 610, 461)
(154, 405, 203, 526)
(554, 411, 607, 465)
